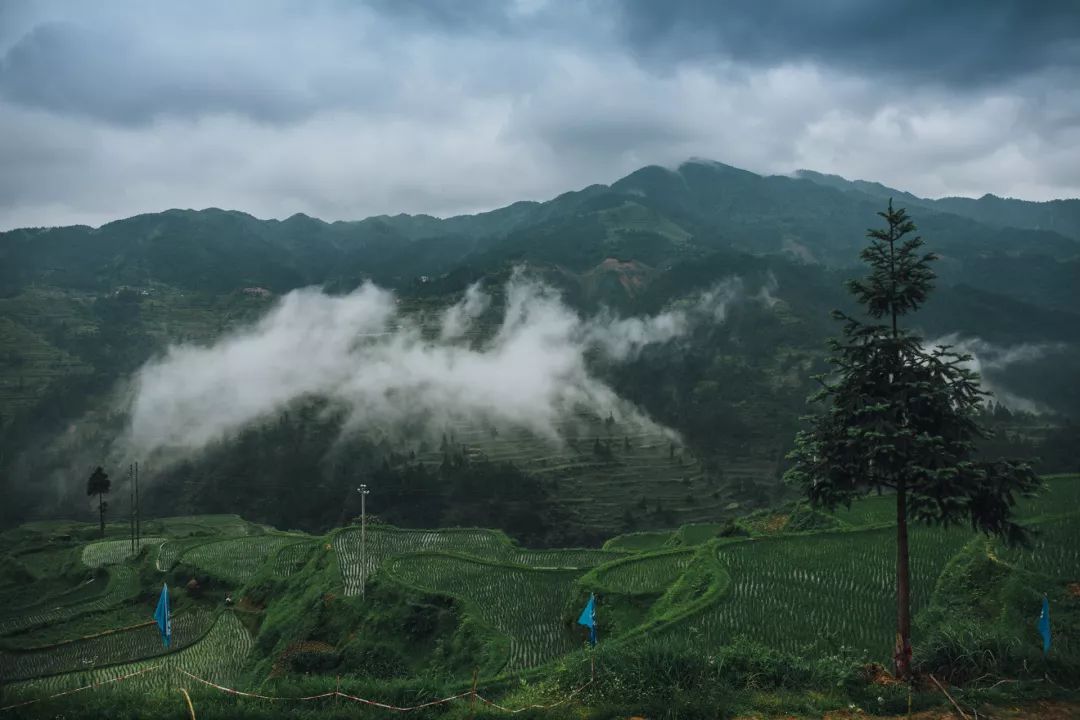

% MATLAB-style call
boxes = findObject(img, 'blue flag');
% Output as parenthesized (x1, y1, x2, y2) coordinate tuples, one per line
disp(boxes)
(1037, 595, 1051, 656)
(577, 593, 597, 646)
(154, 583, 172, 648)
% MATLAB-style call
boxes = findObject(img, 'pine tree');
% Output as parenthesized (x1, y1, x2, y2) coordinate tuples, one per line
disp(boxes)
(785, 201, 1039, 679)
(86, 466, 111, 538)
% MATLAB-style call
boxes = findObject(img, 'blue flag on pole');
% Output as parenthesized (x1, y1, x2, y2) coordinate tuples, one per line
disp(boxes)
(1037, 595, 1051, 656)
(577, 593, 597, 646)
(154, 583, 172, 648)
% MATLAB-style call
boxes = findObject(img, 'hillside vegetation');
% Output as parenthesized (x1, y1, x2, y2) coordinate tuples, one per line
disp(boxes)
(1, 475, 1076, 717)
(2, 161, 1078, 540)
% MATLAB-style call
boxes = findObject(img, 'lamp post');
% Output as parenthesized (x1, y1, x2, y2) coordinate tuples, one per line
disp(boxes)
(357, 484, 370, 598)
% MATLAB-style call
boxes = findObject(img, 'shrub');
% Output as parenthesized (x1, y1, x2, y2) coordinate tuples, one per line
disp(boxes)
(340, 641, 409, 679)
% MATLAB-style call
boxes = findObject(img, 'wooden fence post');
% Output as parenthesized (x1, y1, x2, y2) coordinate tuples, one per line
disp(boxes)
(470, 667, 478, 720)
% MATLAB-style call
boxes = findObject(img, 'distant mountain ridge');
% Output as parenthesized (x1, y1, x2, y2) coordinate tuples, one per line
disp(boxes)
(794, 169, 1080, 241)
(4, 159, 1077, 313)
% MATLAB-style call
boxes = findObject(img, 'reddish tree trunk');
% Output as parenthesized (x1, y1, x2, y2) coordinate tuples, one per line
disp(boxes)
(894, 482, 912, 678)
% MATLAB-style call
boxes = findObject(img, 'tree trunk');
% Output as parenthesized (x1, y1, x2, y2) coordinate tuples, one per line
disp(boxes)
(894, 482, 912, 679)
(98, 492, 105, 538)
(888, 210, 911, 678)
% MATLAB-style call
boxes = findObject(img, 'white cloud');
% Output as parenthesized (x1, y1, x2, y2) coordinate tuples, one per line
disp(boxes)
(122, 267, 771, 467)
(125, 272, 758, 463)
(440, 281, 491, 340)
(926, 334, 1065, 414)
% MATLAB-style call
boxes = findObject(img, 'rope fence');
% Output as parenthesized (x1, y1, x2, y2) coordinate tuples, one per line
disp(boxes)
(0, 664, 162, 712)
(1, 664, 596, 714)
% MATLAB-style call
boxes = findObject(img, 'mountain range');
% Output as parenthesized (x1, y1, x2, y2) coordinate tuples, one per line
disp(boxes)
(1, 159, 1077, 538)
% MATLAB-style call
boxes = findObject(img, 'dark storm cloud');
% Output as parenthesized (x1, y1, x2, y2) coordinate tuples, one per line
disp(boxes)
(613, 0, 1080, 85)
(0, 0, 1077, 230)
(1, 21, 305, 124)
(0, 1, 574, 126)
(0, 5, 405, 125)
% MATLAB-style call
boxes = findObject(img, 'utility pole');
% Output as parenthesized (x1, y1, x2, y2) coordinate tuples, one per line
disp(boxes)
(129, 464, 135, 556)
(357, 484, 370, 599)
(134, 461, 141, 552)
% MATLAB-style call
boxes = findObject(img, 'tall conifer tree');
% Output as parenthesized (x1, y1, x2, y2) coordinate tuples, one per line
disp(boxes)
(785, 201, 1039, 678)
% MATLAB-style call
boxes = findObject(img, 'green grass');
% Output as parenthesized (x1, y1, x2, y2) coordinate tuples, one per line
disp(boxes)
(1015, 474, 1080, 521)
(0, 603, 164, 650)
(156, 538, 213, 571)
(333, 526, 508, 596)
(385, 552, 584, 671)
(823, 474, 1080, 530)
(502, 548, 624, 569)
(585, 549, 695, 595)
(2, 484, 1076, 712)
(4, 611, 253, 698)
(0, 314, 90, 426)
(0, 546, 89, 611)
(603, 530, 674, 552)
(414, 414, 737, 535)
(81, 538, 164, 568)
(674, 523, 726, 545)
(0, 566, 139, 636)
(274, 541, 318, 578)
(0, 608, 216, 681)
(178, 535, 305, 585)
(333, 525, 622, 596)
(662, 525, 974, 662)
(828, 493, 899, 527)
(997, 514, 1080, 578)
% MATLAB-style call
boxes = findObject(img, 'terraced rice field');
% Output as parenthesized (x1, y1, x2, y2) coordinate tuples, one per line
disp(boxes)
(603, 531, 674, 552)
(146, 514, 264, 538)
(0, 315, 90, 421)
(504, 548, 625, 568)
(828, 494, 900, 528)
(674, 524, 727, 545)
(0, 566, 140, 636)
(178, 535, 303, 584)
(155, 538, 213, 571)
(998, 515, 1080, 579)
(334, 527, 507, 596)
(826, 475, 1079, 530)
(413, 416, 750, 535)
(386, 553, 583, 671)
(274, 542, 317, 577)
(334, 526, 623, 596)
(1015, 475, 1080, 520)
(5, 611, 253, 698)
(589, 549, 694, 595)
(0, 609, 216, 681)
(81, 538, 165, 568)
(665, 526, 973, 661)
(2, 480, 1073, 704)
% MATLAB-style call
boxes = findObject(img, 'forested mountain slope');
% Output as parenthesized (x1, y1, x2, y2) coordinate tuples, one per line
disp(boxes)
(1, 160, 1077, 539)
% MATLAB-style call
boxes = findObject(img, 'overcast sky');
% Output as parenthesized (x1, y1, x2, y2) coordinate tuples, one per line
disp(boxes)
(1, 0, 1078, 230)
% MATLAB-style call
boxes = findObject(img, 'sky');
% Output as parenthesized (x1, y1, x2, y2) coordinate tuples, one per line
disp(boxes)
(1, 0, 1078, 230)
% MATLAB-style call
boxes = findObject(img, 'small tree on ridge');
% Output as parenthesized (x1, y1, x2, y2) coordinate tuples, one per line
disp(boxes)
(86, 466, 111, 538)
